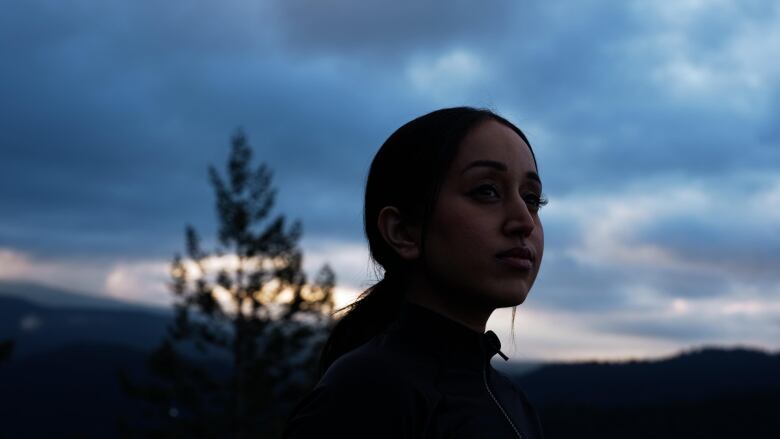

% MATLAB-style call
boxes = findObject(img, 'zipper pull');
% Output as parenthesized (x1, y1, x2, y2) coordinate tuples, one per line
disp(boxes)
(484, 330, 509, 361)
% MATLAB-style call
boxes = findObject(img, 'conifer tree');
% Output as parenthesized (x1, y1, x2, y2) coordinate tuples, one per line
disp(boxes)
(123, 130, 335, 438)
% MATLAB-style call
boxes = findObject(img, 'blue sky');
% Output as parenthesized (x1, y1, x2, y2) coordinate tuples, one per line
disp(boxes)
(1, 0, 779, 360)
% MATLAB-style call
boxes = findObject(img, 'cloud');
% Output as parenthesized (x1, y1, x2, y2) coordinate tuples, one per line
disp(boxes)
(487, 306, 683, 361)
(104, 260, 171, 306)
(591, 290, 780, 345)
(268, 0, 517, 56)
(0, 247, 111, 295)
(545, 173, 780, 285)
(4, 0, 779, 257)
(102, 239, 372, 308)
(487, 283, 780, 361)
(639, 2, 780, 110)
(0, 239, 370, 310)
(406, 49, 488, 101)
(475, 0, 780, 193)
(0, 247, 175, 306)
(300, 237, 374, 290)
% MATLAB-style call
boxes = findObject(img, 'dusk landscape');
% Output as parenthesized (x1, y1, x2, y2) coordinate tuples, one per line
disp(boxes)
(1, 0, 779, 437)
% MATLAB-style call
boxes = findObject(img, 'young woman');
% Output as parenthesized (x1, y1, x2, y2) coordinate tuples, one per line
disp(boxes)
(284, 107, 546, 438)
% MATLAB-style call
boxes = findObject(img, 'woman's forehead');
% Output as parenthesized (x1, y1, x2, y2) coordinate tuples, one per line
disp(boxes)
(453, 120, 536, 174)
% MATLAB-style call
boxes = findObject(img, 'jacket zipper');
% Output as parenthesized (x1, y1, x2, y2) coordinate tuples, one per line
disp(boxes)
(483, 364, 523, 439)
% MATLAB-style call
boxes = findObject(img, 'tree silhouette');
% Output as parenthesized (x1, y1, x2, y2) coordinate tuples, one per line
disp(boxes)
(122, 130, 335, 438)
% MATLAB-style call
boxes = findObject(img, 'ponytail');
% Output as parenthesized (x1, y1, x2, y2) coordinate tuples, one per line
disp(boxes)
(318, 274, 404, 376)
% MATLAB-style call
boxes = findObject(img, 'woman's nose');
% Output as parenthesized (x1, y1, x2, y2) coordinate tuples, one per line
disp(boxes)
(502, 195, 535, 237)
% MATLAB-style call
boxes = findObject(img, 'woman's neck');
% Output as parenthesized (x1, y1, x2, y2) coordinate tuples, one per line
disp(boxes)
(403, 274, 494, 333)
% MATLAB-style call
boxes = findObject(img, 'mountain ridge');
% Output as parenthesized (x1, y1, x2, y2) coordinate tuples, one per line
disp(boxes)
(0, 279, 166, 311)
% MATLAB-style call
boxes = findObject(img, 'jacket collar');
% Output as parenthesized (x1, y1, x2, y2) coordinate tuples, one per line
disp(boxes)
(394, 301, 509, 371)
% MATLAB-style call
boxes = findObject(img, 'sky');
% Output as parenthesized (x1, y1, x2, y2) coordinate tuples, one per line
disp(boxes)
(1, 0, 779, 361)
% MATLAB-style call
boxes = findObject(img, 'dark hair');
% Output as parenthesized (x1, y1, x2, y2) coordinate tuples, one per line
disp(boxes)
(318, 107, 537, 375)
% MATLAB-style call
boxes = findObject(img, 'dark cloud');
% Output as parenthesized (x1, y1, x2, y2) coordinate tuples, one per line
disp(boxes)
(638, 217, 780, 282)
(475, 1, 780, 193)
(596, 315, 733, 342)
(4, 0, 778, 259)
(532, 251, 740, 314)
(594, 310, 778, 345)
(531, 255, 636, 312)
(269, 0, 517, 57)
(0, 0, 419, 257)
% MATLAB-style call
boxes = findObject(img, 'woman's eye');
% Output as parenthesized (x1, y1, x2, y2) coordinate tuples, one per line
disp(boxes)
(524, 193, 549, 210)
(471, 184, 500, 199)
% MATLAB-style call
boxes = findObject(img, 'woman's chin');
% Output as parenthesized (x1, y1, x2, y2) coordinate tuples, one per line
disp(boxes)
(496, 280, 533, 306)
(487, 288, 530, 308)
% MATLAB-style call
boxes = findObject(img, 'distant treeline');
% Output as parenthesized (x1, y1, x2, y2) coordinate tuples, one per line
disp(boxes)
(513, 348, 780, 439)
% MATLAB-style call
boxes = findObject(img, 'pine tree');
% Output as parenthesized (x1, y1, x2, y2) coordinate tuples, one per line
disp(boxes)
(122, 130, 335, 438)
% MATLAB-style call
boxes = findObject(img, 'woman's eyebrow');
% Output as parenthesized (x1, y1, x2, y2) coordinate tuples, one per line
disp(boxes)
(461, 159, 542, 185)
(461, 159, 507, 174)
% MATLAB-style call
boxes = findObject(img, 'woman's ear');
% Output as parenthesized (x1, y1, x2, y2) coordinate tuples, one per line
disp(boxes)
(377, 206, 421, 260)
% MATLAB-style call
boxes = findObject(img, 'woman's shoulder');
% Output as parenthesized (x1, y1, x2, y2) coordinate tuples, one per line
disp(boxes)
(283, 340, 436, 438)
(489, 366, 546, 438)
(320, 334, 434, 393)
(490, 367, 536, 407)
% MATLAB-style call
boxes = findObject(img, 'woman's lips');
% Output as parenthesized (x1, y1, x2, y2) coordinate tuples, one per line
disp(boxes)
(496, 255, 533, 270)
(495, 247, 534, 270)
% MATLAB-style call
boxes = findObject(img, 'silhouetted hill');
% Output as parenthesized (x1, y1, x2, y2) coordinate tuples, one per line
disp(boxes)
(0, 341, 232, 437)
(515, 347, 780, 406)
(0, 280, 152, 310)
(0, 343, 151, 437)
(511, 348, 780, 439)
(0, 295, 170, 358)
(493, 359, 544, 377)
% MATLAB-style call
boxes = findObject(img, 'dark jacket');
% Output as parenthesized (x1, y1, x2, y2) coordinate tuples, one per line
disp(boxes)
(283, 302, 544, 438)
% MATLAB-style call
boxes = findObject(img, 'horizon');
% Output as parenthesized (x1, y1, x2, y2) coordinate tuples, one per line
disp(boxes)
(1, 278, 776, 363)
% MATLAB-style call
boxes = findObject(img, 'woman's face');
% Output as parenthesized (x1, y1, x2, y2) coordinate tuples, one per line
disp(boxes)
(422, 119, 544, 309)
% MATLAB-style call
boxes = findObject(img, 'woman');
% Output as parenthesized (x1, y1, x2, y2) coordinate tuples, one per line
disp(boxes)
(284, 107, 546, 438)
